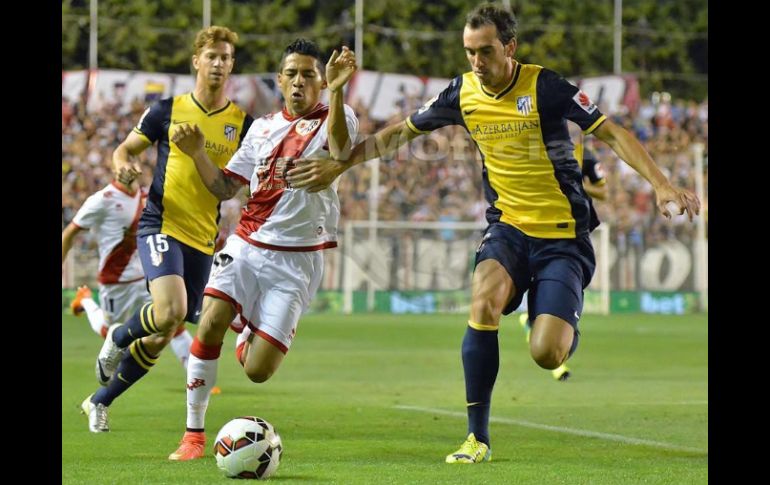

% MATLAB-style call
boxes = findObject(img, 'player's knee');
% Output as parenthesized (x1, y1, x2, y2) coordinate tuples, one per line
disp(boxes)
(245, 365, 275, 384)
(470, 298, 501, 323)
(530, 341, 568, 370)
(152, 303, 187, 331)
(198, 311, 231, 337)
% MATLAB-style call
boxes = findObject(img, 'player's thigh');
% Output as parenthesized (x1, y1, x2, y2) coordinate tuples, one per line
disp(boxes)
(529, 235, 595, 326)
(243, 335, 287, 383)
(139, 233, 188, 322)
(181, 243, 214, 323)
(528, 256, 587, 359)
(471, 260, 515, 325)
(472, 222, 531, 322)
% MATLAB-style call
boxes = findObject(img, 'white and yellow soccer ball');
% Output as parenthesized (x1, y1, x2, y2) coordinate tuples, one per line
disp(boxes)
(213, 416, 283, 479)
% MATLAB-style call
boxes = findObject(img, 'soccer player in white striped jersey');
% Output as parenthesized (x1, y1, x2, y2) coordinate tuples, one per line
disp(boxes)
(166, 39, 358, 461)
(62, 173, 197, 431)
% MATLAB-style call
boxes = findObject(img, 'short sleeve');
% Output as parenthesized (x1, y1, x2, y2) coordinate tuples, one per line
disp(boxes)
(537, 69, 606, 134)
(406, 76, 465, 134)
(72, 191, 106, 230)
(132, 98, 172, 143)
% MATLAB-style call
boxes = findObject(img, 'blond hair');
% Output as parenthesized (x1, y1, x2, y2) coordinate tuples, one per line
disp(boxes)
(193, 26, 238, 55)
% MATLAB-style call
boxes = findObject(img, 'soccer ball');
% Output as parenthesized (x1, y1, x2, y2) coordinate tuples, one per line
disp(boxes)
(213, 416, 283, 479)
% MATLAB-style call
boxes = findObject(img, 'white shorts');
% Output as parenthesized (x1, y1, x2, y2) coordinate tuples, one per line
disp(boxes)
(98, 279, 151, 324)
(205, 236, 323, 354)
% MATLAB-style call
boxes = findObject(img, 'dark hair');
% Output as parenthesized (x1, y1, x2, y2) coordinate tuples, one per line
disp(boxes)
(279, 38, 325, 78)
(466, 3, 517, 45)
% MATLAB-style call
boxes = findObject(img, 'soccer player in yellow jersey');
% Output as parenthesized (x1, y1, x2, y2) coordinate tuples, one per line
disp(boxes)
(287, 2, 700, 463)
(81, 26, 253, 433)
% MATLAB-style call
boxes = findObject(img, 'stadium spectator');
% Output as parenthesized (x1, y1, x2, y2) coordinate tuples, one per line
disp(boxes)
(80, 26, 253, 434)
(285, 2, 700, 464)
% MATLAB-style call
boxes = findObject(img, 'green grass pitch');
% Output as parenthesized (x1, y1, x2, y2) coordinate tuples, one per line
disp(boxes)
(62, 312, 707, 484)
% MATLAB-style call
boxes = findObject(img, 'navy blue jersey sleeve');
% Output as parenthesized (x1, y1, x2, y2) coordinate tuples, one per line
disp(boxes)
(239, 114, 255, 147)
(406, 76, 465, 134)
(132, 97, 172, 143)
(581, 148, 605, 184)
(537, 69, 606, 134)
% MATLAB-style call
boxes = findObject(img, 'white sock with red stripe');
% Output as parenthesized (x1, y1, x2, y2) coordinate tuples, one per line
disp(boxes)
(186, 337, 222, 431)
(82, 298, 106, 336)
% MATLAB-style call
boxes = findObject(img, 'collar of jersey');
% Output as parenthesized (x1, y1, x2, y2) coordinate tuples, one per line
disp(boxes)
(281, 103, 327, 121)
(479, 62, 522, 100)
(190, 93, 232, 116)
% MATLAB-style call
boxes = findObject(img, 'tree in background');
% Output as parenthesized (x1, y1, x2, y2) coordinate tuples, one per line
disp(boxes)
(62, 0, 706, 99)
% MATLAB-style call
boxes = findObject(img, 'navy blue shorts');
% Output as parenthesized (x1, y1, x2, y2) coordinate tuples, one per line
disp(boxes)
(475, 222, 596, 328)
(137, 233, 213, 324)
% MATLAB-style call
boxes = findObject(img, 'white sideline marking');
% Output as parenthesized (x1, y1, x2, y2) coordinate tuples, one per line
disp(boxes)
(503, 400, 708, 408)
(619, 400, 708, 406)
(395, 405, 707, 455)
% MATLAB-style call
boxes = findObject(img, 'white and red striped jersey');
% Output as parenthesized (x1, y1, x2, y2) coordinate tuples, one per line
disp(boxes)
(72, 182, 146, 284)
(223, 103, 358, 251)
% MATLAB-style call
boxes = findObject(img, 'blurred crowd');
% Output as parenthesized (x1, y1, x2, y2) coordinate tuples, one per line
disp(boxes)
(62, 87, 708, 260)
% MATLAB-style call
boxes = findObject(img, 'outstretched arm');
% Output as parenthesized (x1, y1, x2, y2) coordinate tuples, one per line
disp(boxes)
(170, 124, 244, 201)
(287, 120, 419, 192)
(593, 119, 700, 220)
(62, 222, 84, 265)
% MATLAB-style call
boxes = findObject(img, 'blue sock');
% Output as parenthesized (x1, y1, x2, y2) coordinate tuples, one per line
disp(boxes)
(113, 303, 157, 348)
(462, 325, 499, 447)
(92, 339, 158, 407)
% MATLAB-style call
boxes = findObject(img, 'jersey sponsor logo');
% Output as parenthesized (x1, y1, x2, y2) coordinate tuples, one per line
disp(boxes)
(187, 378, 206, 390)
(224, 124, 238, 142)
(470, 119, 539, 139)
(417, 95, 438, 115)
(295, 119, 321, 136)
(204, 139, 236, 158)
(572, 91, 598, 114)
(516, 95, 532, 115)
(257, 157, 295, 191)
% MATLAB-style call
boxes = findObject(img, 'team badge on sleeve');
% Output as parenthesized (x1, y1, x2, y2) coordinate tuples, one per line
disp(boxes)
(572, 91, 598, 114)
(417, 95, 438, 114)
(136, 107, 151, 129)
(224, 124, 238, 142)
